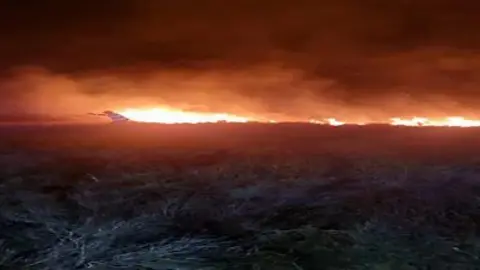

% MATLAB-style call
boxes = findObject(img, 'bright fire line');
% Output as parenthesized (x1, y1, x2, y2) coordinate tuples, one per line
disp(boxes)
(389, 116, 480, 127)
(119, 108, 251, 124)
(117, 108, 480, 127)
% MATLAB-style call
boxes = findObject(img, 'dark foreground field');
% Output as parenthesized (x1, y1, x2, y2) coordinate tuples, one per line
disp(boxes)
(2, 123, 480, 269)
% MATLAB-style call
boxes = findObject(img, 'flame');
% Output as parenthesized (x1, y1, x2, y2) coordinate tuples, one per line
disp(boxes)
(389, 116, 480, 127)
(113, 107, 480, 127)
(118, 108, 252, 124)
(309, 118, 346, 126)
(309, 116, 480, 127)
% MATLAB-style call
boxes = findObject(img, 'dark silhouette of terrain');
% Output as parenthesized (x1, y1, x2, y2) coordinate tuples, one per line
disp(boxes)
(1, 123, 480, 269)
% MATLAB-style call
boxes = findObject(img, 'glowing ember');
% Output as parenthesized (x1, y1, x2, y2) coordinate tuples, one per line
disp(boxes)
(118, 108, 251, 124)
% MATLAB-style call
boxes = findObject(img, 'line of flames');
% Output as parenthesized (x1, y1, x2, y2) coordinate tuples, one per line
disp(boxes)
(117, 108, 480, 127)
(309, 116, 480, 127)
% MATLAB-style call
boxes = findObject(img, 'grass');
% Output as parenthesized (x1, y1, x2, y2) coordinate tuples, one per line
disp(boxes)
(2, 123, 480, 269)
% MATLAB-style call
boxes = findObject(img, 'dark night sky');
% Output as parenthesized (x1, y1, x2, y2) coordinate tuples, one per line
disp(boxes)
(1, 0, 480, 121)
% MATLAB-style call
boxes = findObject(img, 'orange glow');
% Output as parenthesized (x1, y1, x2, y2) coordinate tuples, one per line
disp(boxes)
(118, 108, 252, 124)
(389, 116, 480, 127)
(311, 116, 480, 127)
(309, 118, 346, 126)
(114, 107, 480, 127)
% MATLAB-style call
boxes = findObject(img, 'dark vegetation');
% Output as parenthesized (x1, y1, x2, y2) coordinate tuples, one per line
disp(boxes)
(2, 123, 480, 269)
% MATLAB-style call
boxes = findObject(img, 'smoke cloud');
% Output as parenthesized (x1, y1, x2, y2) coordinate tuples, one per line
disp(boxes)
(2, 55, 480, 123)
(1, 1, 480, 122)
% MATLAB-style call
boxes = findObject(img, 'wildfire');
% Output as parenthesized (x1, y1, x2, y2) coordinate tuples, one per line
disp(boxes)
(118, 108, 252, 124)
(309, 118, 346, 126)
(389, 117, 480, 127)
(113, 108, 480, 127)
